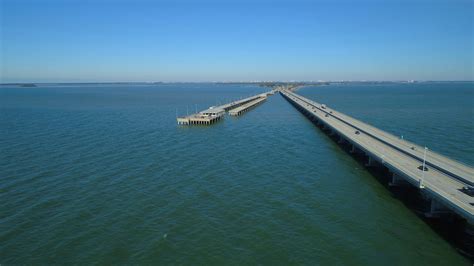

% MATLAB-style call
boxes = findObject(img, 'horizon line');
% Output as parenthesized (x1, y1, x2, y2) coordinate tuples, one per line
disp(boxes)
(2, 80, 474, 85)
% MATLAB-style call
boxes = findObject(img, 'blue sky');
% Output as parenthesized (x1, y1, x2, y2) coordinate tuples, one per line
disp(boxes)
(1, 0, 472, 82)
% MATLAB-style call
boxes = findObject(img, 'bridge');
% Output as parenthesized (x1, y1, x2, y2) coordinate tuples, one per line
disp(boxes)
(280, 88, 474, 223)
(229, 96, 267, 116)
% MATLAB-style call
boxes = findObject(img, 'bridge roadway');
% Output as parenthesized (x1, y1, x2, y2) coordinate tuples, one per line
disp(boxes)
(280, 89, 474, 223)
(286, 89, 474, 187)
(229, 96, 267, 116)
(219, 93, 267, 111)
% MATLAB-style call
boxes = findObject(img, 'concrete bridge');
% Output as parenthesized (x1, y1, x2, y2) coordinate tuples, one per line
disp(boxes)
(229, 96, 267, 116)
(280, 89, 474, 223)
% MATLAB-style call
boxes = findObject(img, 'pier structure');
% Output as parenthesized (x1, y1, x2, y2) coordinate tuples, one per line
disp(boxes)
(229, 96, 267, 116)
(177, 92, 270, 125)
(177, 107, 225, 125)
(280, 89, 474, 223)
(219, 93, 269, 111)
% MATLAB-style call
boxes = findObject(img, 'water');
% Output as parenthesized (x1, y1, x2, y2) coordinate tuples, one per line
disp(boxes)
(0, 82, 472, 265)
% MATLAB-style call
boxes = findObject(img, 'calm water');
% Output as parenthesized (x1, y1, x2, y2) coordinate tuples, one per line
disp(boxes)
(1, 82, 472, 265)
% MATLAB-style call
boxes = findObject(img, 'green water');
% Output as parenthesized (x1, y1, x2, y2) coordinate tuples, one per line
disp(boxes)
(1, 82, 472, 264)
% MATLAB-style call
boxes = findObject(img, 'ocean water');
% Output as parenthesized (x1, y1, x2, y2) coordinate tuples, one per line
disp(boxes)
(0, 82, 472, 265)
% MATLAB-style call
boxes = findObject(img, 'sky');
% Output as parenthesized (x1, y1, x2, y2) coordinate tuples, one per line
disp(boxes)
(0, 0, 472, 82)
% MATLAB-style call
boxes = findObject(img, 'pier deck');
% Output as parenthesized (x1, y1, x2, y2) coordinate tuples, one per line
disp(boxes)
(280, 89, 474, 223)
(177, 92, 270, 125)
(219, 94, 264, 111)
(229, 96, 267, 116)
(177, 107, 225, 125)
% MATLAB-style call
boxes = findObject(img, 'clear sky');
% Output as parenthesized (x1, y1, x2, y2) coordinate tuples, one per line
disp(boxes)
(0, 0, 472, 82)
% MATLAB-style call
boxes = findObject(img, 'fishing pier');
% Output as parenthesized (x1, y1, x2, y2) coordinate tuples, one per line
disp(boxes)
(229, 96, 267, 116)
(177, 92, 270, 125)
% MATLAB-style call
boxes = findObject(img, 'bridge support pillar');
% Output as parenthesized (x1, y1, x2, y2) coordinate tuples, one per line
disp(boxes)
(365, 156, 373, 167)
(338, 136, 345, 144)
(425, 199, 451, 218)
(350, 145, 358, 154)
(389, 173, 409, 187)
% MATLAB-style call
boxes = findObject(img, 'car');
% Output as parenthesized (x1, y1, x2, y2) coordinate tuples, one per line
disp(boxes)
(460, 186, 474, 196)
(417, 165, 428, 171)
(355, 130, 360, 135)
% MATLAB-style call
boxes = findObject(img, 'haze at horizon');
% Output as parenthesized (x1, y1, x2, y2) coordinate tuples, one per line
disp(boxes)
(1, 0, 472, 83)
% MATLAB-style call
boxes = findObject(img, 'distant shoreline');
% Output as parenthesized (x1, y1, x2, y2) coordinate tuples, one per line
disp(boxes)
(0, 80, 473, 88)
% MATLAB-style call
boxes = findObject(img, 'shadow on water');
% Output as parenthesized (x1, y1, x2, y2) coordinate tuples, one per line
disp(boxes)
(294, 99, 474, 261)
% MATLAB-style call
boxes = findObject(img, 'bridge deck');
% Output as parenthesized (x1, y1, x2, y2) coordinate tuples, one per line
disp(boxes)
(281, 90, 474, 223)
(219, 93, 267, 111)
(229, 97, 266, 116)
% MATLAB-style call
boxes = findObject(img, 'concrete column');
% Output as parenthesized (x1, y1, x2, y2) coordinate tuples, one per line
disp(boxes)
(338, 136, 345, 144)
(425, 199, 450, 218)
(365, 156, 373, 167)
(389, 173, 409, 186)
(350, 145, 357, 154)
